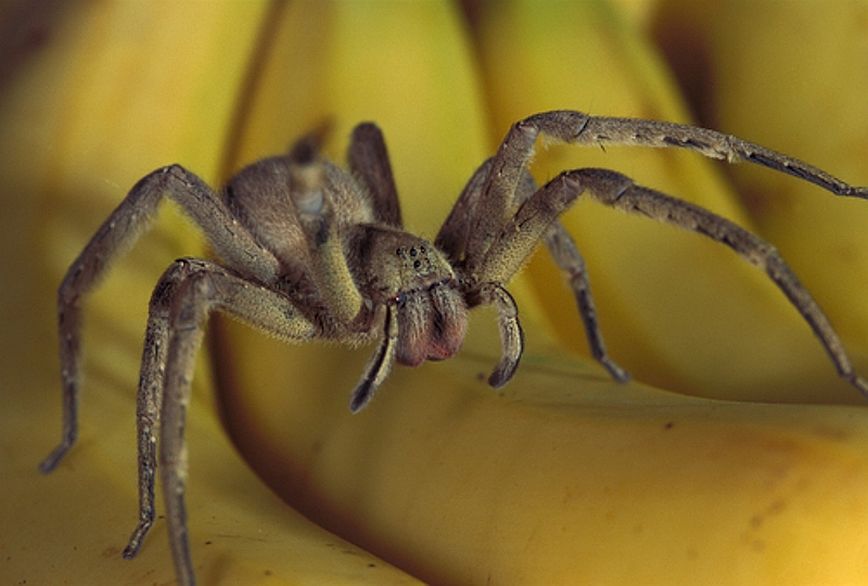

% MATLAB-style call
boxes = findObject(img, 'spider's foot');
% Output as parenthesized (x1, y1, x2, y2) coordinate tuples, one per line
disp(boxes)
(38, 440, 74, 474)
(846, 372, 868, 400)
(600, 358, 630, 384)
(122, 520, 153, 560)
(488, 357, 519, 389)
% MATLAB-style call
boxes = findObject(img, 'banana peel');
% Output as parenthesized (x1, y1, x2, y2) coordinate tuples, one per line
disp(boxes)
(219, 1, 868, 585)
(4, 1, 868, 586)
(647, 0, 868, 404)
(475, 0, 868, 404)
(684, 0, 868, 368)
(0, 2, 417, 584)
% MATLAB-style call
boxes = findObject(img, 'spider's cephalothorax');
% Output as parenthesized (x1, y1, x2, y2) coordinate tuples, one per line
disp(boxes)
(346, 226, 469, 367)
(40, 111, 868, 586)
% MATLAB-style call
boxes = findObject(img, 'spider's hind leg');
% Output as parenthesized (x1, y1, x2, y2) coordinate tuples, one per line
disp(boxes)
(348, 122, 402, 228)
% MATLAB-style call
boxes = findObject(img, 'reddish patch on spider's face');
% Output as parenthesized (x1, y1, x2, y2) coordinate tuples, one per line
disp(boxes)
(395, 286, 468, 367)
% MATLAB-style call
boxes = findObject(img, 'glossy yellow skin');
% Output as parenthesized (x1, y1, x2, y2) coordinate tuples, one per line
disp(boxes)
(3, 1, 868, 585)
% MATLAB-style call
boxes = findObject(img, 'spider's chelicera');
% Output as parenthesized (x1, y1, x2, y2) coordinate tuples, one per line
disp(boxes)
(40, 111, 868, 585)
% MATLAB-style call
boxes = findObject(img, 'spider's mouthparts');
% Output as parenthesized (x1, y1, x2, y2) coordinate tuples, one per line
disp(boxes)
(394, 284, 468, 367)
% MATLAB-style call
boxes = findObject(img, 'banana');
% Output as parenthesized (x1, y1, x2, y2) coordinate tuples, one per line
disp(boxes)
(214, 1, 868, 585)
(693, 0, 868, 380)
(474, 0, 868, 404)
(1, 2, 416, 584)
(8, 1, 868, 586)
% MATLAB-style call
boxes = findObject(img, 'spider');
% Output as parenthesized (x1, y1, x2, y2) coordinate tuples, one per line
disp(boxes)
(41, 110, 868, 585)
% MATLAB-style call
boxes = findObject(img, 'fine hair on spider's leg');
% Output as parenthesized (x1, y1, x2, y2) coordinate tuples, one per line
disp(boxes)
(543, 222, 630, 383)
(436, 157, 494, 263)
(39, 165, 280, 474)
(513, 167, 630, 383)
(289, 150, 363, 325)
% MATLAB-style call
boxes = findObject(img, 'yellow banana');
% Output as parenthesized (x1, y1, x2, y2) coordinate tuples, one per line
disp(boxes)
(1, 2, 417, 584)
(215, 1, 868, 585)
(475, 0, 868, 404)
(641, 0, 868, 404)
(7, 1, 868, 585)
(696, 0, 868, 372)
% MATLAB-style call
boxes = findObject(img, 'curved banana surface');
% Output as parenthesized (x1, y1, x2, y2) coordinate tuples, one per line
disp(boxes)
(4, 1, 868, 586)
(220, 1, 868, 585)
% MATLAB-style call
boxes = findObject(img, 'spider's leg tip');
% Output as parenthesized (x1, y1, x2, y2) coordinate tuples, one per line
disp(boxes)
(488, 364, 517, 389)
(38, 443, 71, 474)
(348, 387, 372, 413)
(607, 363, 631, 384)
(37, 459, 56, 475)
(851, 374, 868, 400)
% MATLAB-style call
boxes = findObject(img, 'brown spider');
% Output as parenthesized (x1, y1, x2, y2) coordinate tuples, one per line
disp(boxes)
(41, 111, 868, 585)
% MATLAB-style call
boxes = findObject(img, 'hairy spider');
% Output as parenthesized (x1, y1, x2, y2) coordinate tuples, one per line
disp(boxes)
(41, 110, 868, 585)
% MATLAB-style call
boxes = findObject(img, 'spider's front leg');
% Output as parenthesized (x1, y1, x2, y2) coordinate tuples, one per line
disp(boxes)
(465, 109, 868, 275)
(122, 258, 317, 586)
(40, 165, 279, 474)
(477, 166, 868, 397)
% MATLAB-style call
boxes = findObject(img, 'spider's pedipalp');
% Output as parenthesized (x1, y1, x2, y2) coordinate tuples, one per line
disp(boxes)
(475, 283, 523, 388)
(350, 304, 398, 413)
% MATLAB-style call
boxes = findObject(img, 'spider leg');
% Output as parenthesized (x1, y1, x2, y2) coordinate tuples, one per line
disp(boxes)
(348, 123, 402, 227)
(40, 166, 279, 474)
(442, 158, 628, 382)
(543, 222, 630, 383)
(120, 262, 182, 561)
(288, 155, 364, 325)
(122, 258, 317, 585)
(435, 157, 494, 263)
(479, 167, 868, 397)
(464, 110, 868, 272)
(121, 258, 316, 560)
(512, 168, 630, 382)
(349, 304, 398, 412)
